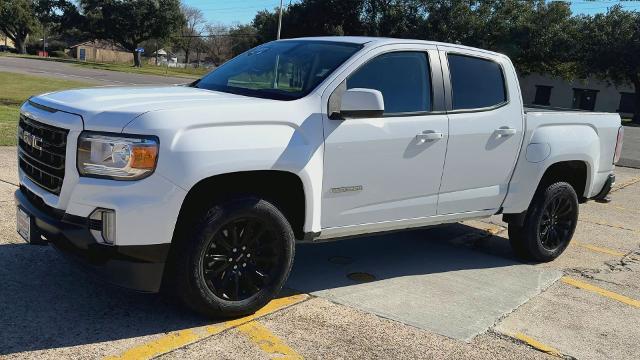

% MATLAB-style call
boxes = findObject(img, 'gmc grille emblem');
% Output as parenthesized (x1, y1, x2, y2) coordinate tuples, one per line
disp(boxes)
(18, 128, 43, 151)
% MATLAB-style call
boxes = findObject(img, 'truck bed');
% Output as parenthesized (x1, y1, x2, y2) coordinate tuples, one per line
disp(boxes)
(524, 105, 612, 115)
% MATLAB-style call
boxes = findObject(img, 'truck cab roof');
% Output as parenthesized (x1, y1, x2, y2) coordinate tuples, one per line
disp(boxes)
(280, 36, 504, 57)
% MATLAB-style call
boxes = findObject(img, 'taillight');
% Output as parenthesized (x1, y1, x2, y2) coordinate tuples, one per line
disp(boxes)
(613, 126, 624, 164)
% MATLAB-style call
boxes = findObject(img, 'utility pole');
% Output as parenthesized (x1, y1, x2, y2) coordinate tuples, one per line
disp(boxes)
(42, 25, 46, 56)
(277, 0, 284, 40)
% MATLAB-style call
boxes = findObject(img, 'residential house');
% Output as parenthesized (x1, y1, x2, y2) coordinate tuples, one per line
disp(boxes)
(0, 33, 15, 50)
(68, 40, 133, 63)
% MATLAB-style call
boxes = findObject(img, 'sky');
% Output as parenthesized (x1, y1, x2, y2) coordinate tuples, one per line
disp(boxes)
(182, 0, 640, 27)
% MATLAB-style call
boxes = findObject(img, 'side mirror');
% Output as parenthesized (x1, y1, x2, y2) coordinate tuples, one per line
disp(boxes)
(338, 88, 384, 119)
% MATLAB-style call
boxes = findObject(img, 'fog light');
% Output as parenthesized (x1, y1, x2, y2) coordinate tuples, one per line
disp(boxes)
(89, 209, 116, 245)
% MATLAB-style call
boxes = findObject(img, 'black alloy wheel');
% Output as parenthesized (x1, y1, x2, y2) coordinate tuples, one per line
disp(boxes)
(508, 182, 579, 262)
(200, 217, 281, 301)
(538, 193, 576, 252)
(168, 197, 295, 318)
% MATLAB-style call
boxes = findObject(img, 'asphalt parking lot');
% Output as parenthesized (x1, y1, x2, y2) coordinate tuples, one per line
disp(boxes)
(1, 145, 639, 360)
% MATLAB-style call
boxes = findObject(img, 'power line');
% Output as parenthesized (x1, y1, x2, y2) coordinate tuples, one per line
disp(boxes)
(177, 33, 258, 38)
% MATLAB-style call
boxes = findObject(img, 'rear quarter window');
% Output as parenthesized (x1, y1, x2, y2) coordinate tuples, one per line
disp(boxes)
(447, 54, 507, 110)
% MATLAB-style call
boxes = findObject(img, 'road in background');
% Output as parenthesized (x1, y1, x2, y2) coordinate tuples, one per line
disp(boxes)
(620, 125, 640, 168)
(0, 57, 190, 86)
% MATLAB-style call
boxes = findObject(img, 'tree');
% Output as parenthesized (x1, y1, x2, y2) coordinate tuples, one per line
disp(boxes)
(202, 24, 231, 65)
(578, 5, 640, 123)
(252, 0, 366, 41)
(228, 24, 258, 57)
(81, 0, 186, 67)
(174, 4, 205, 65)
(361, 0, 425, 38)
(0, 0, 38, 53)
(33, 0, 78, 53)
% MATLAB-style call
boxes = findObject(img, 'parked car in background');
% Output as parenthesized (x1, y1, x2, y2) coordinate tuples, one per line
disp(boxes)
(0, 45, 17, 53)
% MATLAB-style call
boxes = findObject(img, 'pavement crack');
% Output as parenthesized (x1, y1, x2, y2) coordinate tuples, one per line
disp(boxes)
(0, 178, 19, 188)
(577, 219, 638, 233)
(565, 267, 601, 280)
(611, 176, 640, 193)
(565, 250, 639, 287)
(603, 251, 640, 273)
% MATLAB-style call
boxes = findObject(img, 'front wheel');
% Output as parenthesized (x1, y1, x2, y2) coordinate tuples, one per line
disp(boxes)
(169, 197, 295, 318)
(508, 182, 579, 262)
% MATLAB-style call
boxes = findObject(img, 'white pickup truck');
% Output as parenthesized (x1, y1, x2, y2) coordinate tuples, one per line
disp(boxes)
(16, 37, 623, 317)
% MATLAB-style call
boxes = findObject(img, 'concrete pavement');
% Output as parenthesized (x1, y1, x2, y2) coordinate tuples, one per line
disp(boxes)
(287, 227, 562, 341)
(0, 56, 190, 86)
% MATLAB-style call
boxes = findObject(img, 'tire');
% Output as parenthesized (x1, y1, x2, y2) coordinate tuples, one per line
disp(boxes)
(508, 182, 579, 262)
(169, 197, 295, 318)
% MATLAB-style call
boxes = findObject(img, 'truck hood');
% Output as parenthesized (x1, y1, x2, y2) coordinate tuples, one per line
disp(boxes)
(29, 86, 272, 132)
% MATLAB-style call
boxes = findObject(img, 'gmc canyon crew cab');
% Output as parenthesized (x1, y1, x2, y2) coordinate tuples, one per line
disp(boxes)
(16, 37, 623, 317)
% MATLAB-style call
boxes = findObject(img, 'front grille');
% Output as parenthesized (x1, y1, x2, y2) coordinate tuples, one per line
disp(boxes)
(18, 115, 69, 195)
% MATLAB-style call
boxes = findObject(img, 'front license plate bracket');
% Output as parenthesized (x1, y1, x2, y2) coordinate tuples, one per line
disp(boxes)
(16, 206, 47, 245)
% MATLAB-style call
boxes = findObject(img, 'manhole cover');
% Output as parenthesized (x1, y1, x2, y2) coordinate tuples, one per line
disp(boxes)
(347, 272, 376, 283)
(328, 256, 353, 265)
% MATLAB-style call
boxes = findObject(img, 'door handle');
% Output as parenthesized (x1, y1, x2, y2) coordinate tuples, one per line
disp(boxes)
(416, 131, 443, 144)
(495, 127, 516, 138)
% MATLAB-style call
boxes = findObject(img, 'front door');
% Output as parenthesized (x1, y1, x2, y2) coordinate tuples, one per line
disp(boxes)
(321, 47, 448, 229)
(436, 48, 524, 214)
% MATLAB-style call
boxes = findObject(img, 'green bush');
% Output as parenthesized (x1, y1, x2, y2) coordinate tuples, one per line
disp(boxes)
(50, 50, 70, 59)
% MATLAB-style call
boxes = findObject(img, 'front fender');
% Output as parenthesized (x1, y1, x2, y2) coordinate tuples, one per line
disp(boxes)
(123, 102, 325, 234)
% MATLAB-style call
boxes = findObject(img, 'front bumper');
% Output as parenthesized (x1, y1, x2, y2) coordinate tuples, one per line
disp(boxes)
(15, 187, 170, 292)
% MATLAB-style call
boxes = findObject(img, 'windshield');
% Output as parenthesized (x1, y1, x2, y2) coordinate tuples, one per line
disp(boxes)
(195, 40, 362, 100)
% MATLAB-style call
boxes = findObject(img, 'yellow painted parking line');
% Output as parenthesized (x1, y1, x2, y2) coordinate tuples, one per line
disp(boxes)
(562, 277, 640, 308)
(573, 242, 626, 257)
(237, 321, 303, 359)
(485, 225, 505, 235)
(206, 294, 309, 335)
(104, 330, 200, 360)
(513, 332, 562, 357)
(105, 294, 308, 360)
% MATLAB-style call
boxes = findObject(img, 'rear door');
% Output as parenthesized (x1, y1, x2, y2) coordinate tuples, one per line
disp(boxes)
(321, 45, 448, 228)
(436, 47, 524, 214)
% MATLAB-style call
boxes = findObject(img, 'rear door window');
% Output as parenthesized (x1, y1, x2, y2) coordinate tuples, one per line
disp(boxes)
(447, 54, 506, 110)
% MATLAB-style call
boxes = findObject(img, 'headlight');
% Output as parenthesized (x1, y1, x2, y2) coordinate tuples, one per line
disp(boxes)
(77, 132, 159, 180)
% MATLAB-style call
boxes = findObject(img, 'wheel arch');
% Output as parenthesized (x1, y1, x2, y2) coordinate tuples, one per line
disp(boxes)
(503, 159, 590, 225)
(173, 170, 308, 242)
(537, 160, 589, 202)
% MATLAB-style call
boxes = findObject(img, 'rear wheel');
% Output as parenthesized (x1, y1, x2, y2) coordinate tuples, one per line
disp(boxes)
(169, 197, 295, 318)
(508, 182, 578, 262)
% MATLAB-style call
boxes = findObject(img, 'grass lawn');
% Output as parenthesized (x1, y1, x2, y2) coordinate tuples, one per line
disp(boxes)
(74, 61, 208, 79)
(0, 71, 90, 146)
